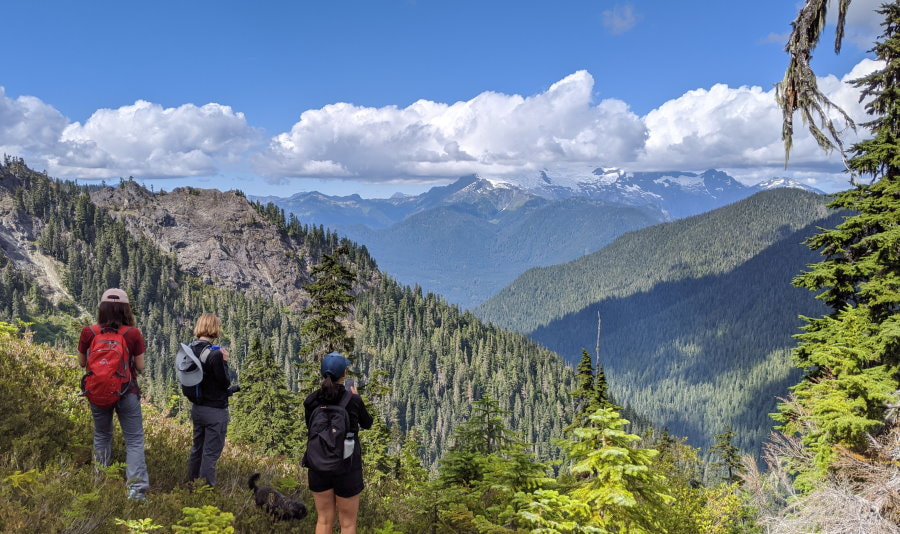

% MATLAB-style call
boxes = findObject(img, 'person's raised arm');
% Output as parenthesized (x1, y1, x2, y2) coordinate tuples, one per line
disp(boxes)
(357, 399, 374, 430)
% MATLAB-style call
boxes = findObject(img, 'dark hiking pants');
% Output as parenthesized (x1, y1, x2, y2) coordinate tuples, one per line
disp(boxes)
(187, 404, 229, 486)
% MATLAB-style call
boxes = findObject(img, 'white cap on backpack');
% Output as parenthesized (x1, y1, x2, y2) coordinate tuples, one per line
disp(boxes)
(175, 343, 204, 387)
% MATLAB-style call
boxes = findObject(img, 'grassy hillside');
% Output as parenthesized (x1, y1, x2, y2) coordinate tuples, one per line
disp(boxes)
(0, 328, 309, 533)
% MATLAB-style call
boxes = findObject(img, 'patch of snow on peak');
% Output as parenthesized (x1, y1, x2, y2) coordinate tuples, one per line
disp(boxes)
(755, 177, 824, 193)
(653, 173, 704, 190)
(482, 176, 516, 188)
(590, 167, 626, 185)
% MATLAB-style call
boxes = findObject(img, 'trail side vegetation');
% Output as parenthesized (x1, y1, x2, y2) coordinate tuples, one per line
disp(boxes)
(0, 324, 755, 533)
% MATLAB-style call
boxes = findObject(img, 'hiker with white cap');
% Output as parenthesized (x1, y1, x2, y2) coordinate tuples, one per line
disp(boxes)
(77, 288, 150, 500)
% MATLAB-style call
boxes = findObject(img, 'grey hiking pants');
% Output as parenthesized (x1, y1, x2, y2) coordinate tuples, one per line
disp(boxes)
(188, 404, 229, 486)
(90, 392, 150, 494)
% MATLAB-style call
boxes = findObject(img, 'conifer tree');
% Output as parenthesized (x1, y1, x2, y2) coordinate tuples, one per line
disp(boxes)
(229, 337, 303, 457)
(708, 426, 744, 485)
(574, 349, 596, 415)
(453, 395, 517, 455)
(301, 245, 356, 359)
(595, 359, 611, 409)
(777, 3, 900, 480)
(560, 407, 674, 533)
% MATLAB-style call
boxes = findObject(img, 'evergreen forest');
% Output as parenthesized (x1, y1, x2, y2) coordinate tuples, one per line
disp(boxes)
(478, 189, 839, 452)
(1, 1, 898, 531)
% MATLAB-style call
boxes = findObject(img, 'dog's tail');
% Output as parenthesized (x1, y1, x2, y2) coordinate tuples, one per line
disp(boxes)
(249, 472, 261, 491)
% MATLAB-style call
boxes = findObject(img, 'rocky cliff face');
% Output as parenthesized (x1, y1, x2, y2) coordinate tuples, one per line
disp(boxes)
(91, 182, 313, 310)
(0, 169, 78, 309)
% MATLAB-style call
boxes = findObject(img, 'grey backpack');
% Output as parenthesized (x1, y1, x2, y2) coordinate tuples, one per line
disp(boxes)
(175, 343, 211, 387)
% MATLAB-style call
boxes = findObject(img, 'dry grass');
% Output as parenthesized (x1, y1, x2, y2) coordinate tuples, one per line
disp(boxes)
(744, 398, 900, 534)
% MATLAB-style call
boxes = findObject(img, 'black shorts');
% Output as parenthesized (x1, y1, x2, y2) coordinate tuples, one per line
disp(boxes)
(307, 463, 364, 498)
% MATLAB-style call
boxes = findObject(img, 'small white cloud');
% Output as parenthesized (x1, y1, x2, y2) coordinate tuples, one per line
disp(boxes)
(255, 70, 648, 182)
(49, 100, 260, 179)
(601, 3, 640, 35)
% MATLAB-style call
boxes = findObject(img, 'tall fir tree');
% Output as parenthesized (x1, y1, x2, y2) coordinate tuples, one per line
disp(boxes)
(594, 359, 611, 409)
(776, 2, 900, 483)
(228, 337, 304, 457)
(574, 349, 596, 415)
(301, 245, 356, 359)
(708, 426, 744, 485)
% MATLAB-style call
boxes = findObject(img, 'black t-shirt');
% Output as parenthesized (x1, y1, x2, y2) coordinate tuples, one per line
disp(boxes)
(303, 385, 373, 436)
(182, 339, 231, 409)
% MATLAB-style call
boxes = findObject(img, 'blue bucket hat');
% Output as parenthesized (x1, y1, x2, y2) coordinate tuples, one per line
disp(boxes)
(321, 352, 350, 379)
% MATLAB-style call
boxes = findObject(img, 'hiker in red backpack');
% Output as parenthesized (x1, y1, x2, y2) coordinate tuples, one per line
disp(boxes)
(303, 352, 373, 534)
(78, 288, 149, 500)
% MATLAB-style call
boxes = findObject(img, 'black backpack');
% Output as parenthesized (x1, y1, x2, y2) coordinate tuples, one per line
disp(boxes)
(304, 391, 354, 472)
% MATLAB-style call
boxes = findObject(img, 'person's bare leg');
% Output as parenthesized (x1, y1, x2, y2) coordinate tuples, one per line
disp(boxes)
(336, 493, 361, 534)
(313, 490, 336, 534)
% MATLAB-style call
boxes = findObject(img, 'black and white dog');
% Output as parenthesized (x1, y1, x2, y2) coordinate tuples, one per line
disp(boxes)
(248, 473, 308, 521)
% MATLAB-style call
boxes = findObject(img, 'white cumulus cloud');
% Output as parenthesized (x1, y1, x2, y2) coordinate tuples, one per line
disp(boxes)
(50, 100, 259, 179)
(637, 58, 882, 185)
(255, 70, 648, 182)
(0, 87, 68, 163)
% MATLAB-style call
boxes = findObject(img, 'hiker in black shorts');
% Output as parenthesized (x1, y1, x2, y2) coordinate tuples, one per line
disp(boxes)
(303, 352, 373, 534)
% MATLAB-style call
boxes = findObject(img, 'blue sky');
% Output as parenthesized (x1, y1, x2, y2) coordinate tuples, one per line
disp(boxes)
(0, 0, 884, 196)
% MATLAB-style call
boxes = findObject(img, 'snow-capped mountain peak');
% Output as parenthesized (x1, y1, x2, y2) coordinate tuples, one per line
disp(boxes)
(754, 177, 824, 194)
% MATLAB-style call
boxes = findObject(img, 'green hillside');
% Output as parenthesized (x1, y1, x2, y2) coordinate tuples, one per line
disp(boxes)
(0, 157, 575, 464)
(529, 216, 839, 451)
(477, 188, 830, 333)
(477, 189, 837, 451)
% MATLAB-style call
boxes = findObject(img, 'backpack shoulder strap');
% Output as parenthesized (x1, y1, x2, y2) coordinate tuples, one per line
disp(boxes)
(115, 326, 133, 358)
(85, 325, 99, 356)
(198, 347, 212, 364)
(338, 390, 353, 409)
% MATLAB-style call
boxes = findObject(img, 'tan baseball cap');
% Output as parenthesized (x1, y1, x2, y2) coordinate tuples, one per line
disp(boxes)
(100, 288, 130, 304)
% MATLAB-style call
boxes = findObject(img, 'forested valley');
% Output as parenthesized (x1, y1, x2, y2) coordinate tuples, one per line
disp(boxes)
(478, 189, 838, 452)
(1, 3, 899, 530)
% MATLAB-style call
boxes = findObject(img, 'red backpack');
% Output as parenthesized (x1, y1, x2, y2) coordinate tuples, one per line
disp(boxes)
(81, 325, 133, 408)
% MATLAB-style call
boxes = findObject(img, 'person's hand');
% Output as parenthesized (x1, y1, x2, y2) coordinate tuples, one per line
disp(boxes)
(221, 348, 229, 362)
(349, 385, 358, 395)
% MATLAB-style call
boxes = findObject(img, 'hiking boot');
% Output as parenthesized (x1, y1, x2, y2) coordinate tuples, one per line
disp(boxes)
(127, 488, 147, 501)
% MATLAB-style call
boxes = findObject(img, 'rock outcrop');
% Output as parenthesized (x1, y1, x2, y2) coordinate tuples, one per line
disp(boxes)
(91, 182, 313, 310)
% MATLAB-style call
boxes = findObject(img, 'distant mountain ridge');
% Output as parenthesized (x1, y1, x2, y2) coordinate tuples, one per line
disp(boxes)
(255, 168, 824, 229)
(494, 167, 824, 219)
(254, 168, 825, 308)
